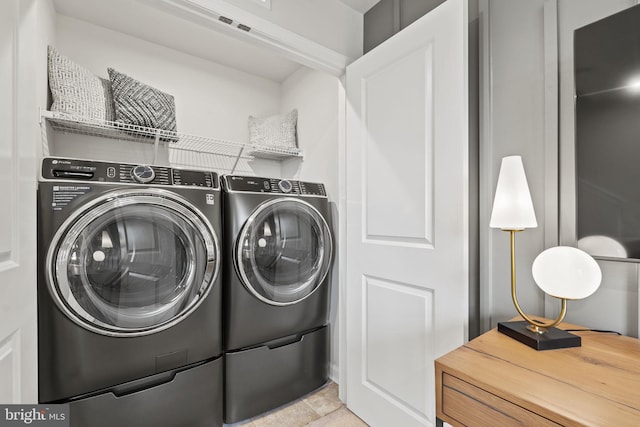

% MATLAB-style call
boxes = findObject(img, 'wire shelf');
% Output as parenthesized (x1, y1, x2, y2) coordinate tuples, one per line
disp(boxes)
(40, 110, 303, 172)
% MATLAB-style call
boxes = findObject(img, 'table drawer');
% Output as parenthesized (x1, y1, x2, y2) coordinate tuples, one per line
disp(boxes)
(442, 373, 560, 426)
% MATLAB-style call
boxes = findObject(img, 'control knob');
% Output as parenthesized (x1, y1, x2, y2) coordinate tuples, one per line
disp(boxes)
(278, 179, 293, 193)
(131, 165, 155, 183)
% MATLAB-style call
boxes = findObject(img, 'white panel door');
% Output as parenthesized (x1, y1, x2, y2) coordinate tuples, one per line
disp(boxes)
(345, 0, 468, 426)
(0, 0, 38, 403)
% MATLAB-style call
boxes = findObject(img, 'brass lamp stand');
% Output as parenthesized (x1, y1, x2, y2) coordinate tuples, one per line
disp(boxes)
(496, 229, 579, 350)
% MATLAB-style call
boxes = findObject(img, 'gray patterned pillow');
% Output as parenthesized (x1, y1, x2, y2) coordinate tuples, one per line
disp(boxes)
(248, 109, 298, 150)
(107, 68, 177, 136)
(47, 46, 115, 121)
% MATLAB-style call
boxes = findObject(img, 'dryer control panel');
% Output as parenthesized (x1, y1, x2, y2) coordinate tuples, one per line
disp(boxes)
(41, 158, 219, 188)
(223, 175, 326, 196)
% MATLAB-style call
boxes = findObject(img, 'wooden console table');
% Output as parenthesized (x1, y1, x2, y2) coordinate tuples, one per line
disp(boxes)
(435, 319, 640, 426)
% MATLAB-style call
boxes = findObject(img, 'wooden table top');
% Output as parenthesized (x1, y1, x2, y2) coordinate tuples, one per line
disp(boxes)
(435, 319, 640, 426)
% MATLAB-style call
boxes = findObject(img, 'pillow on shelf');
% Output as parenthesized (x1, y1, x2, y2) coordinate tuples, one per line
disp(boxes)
(107, 68, 177, 139)
(47, 46, 115, 121)
(248, 109, 298, 151)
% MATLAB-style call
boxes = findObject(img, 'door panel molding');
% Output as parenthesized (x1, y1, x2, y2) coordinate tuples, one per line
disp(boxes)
(361, 274, 433, 422)
(0, 331, 21, 403)
(362, 45, 434, 247)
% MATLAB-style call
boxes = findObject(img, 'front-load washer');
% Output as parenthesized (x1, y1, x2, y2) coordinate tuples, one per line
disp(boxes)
(221, 175, 333, 423)
(38, 157, 223, 427)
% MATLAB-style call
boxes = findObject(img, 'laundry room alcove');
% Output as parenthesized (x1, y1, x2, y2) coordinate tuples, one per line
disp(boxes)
(39, 0, 354, 395)
(41, 0, 351, 189)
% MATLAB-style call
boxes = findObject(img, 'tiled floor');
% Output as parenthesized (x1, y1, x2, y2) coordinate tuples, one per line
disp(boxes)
(227, 382, 369, 427)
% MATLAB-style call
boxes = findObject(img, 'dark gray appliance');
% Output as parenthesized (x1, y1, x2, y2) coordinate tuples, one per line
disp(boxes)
(222, 175, 333, 423)
(37, 157, 223, 427)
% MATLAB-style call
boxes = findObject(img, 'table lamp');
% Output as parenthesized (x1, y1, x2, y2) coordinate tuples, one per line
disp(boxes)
(490, 156, 602, 350)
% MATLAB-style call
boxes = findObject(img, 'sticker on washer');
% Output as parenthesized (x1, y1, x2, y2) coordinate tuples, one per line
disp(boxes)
(205, 193, 215, 205)
(51, 185, 91, 211)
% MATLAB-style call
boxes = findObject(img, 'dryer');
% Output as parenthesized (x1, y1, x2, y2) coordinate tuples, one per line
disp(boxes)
(222, 175, 333, 423)
(37, 158, 223, 427)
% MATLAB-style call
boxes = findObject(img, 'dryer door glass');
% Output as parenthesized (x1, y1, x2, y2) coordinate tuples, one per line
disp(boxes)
(237, 199, 333, 305)
(49, 191, 219, 336)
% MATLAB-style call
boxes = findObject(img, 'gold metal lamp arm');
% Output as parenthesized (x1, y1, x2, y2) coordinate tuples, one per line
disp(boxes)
(508, 230, 568, 333)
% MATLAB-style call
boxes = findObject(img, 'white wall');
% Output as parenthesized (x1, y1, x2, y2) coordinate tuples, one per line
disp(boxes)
(54, 15, 281, 143)
(50, 14, 343, 181)
(51, 15, 291, 174)
(280, 68, 340, 197)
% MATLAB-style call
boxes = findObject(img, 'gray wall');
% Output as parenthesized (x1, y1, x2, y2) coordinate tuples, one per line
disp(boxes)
(363, 0, 446, 53)
(468, 0, 481, 340)
(481, 0, 640, 336)
(479, 0, 553, 333)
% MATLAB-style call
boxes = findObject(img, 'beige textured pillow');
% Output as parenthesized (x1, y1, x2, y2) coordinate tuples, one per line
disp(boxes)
(47, 46, 115, 121)
(248, 109, 298, 149)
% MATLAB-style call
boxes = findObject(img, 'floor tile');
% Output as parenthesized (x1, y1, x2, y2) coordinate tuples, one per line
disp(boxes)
(250, 400, 320, 427)
(304, 407, 368, 427)
(303, 382, 343, 417)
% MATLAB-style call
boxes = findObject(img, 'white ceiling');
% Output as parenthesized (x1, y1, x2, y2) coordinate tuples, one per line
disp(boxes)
(52, 0, 303, 82)
(337, 0, 380, 14)
(52, 0, 375, 82)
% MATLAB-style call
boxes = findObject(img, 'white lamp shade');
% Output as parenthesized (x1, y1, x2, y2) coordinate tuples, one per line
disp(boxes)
(489, 156, 537, 230)
(532, 246, 602, 300)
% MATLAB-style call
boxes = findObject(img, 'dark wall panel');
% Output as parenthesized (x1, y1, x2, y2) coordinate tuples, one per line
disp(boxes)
(364, 0, 446, 53)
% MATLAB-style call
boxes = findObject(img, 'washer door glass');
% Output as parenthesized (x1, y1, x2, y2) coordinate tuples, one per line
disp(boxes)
(48, 190, 219, 336)
(236, 198, 333, 305)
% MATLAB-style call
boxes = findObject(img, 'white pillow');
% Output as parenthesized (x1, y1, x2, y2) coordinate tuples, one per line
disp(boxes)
(248, 109, 298, 149)
(47, 45, 115, 121)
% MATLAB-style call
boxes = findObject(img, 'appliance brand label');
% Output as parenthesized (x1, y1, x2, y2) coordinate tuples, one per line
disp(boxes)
(50, 159, 71, 165)
(0, 405, 69, 426)
(51, 186, 91, 211)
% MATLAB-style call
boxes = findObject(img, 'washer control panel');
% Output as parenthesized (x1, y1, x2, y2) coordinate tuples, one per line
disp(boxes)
(223, 175, 326, 196)
(41, 158, 218, 188)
